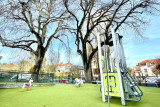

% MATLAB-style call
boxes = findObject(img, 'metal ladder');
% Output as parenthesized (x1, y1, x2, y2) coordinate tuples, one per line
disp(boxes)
(121, 66, 143, 101)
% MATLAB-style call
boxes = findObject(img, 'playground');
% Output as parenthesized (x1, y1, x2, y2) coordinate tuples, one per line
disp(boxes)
(0, 22, 157, 107)
(0, 84, 160, 107)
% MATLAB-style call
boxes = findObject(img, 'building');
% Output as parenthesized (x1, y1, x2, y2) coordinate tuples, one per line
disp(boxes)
(55, 62, 71, 77)
(56, 62, 72, 73)
(131, 66, 140, 77)
(132, 59, 160, 77)
(55, 62, 85, 77)
(76, 66, 85, 78)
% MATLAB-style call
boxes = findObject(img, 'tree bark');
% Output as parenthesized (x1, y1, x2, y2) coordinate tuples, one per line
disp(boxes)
(85, 65, 92, 83)
(83, 57, 92, 83)
(32, 46, 45, 82)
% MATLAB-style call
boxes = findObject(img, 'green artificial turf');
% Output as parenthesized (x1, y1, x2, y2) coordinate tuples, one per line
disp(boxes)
(0, 84, 160, 107)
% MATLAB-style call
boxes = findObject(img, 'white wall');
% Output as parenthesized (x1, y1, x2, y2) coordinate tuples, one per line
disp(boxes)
(56, 64, 71, 73)
(140, 63, 156, 76)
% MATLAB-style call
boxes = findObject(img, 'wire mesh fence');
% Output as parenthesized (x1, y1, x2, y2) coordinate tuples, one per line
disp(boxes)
(0, 71, 54, 83)
(0, 71, 82, 84)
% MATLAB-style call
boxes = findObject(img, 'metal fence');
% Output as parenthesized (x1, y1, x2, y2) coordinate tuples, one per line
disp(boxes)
(0, 71, 81, 83)
(0, 72, 54, 83)
(130, 75, 159, 87)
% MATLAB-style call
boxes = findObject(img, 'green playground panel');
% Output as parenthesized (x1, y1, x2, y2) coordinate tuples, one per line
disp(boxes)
(103, 73, 121, 97)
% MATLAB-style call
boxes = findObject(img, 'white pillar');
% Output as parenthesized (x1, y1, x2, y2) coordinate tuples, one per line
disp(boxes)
(97, 32, 106, 102)
(110, 56, 114, 73)
(116, 34, 123, 70)
(119, 39, 127, 69)
(111, 27, 126, 105)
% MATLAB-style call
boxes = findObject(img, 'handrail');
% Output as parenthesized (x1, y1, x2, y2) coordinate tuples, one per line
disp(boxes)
(121, 75, 141, 101)
(122, 67, 143, 96)
(119, 64, 143, 102)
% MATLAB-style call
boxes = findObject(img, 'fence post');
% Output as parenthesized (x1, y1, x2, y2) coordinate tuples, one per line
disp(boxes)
(72, 73, 74, 84)
(37, 74, 39, 83)
(16, 73, 18, 83)
(52, 74, 54, 83)
(59, 76, 60, 83)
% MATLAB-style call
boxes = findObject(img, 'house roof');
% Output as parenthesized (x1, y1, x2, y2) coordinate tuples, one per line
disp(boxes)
(131, 70, 138, 74)
(56, 62, 70, 66)
(134, 66, 138, 71)
(138, 59, 159, 66)
(76, 66, 84, 70)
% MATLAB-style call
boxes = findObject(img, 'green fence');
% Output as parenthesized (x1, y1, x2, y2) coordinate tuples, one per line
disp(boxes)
(0, 72, 54, 83)
(0, 71, 83, 83)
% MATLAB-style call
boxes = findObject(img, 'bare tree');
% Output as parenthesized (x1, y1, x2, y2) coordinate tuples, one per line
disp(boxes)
(17, 59, 25, 72)
(0, 55, 2, 70)
(0, 56, 2, 61)
(47, 42, 61, 73)
(64, 0, 160, 82)
(49, 48, 60, 66)
(0, 0, 69, 80)
(152, 59, 160, 77)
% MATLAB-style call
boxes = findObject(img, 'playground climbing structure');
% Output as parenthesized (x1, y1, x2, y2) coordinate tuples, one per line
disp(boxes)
(97, 27, 143, 106)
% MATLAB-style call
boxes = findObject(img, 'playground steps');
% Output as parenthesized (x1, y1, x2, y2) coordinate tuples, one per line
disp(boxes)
(121, 68, 143, 101)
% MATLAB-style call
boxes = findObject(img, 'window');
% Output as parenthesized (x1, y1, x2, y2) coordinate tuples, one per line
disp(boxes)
(93, 69, 99, 75)
(138, 66, 140, 71)
(147, 62, 151, 67)
(81, 72, 84, 76)
(144, 69, 148, 77)
(141, 64, 145, 66)
(144, 69, 148, 73)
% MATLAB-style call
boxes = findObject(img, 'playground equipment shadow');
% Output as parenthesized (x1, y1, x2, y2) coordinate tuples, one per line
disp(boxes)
(0, 84, 159, 107)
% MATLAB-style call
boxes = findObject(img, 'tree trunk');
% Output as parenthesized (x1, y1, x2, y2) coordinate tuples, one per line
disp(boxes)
(84, 62, 92, 83)
(81, 42, 93, 83)
(32, 57, 43, 82)
(85, 68, 92, 83)
(32, 47, 45, 82)
(33, 56, 44, 74)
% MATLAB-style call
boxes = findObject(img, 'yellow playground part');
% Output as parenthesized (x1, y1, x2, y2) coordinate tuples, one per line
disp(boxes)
(103, 73, 121, 97)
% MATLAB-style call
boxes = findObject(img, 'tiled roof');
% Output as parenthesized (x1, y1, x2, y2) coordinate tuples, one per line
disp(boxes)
(131, 71, 135, 74)
(56, 62, 70, 66)
(131, 70, 138, 74)
(76, 66, 84, 70)
(138, 59, 159, 66)
(134, 66, 138, 71)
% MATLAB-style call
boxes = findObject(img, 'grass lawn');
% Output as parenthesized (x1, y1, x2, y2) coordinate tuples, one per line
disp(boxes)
(0, 84, 160, 107)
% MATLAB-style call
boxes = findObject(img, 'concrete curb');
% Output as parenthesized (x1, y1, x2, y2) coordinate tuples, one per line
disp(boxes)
(0, 83, 54, 89)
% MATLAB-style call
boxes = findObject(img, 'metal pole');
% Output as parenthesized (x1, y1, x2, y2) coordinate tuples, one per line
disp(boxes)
(97, 32, 106, 102)
(111, 27, 126, 105)
(103, 35, 110, 107)
(119, 39, 127, 69)
(116, 34, 129, 98)
(110, 56, 114, 73)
